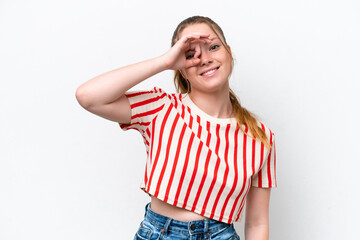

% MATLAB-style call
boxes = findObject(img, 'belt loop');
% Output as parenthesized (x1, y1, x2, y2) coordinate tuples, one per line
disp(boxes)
(163, 218, 172, 233)
(204, 219, 209, 233)
(144, 202, 150, 218)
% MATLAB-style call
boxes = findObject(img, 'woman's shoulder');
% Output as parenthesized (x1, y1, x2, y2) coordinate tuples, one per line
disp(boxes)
(257, 119, 274, 131)
(125, 86, 181, 100)
(255, 119, 275, 140)
(255, 120, 276, 151)
(130, 86, 185, 110)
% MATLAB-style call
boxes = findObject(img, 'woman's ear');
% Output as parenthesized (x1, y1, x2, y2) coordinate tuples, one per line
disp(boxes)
(227, 45, 232, 56)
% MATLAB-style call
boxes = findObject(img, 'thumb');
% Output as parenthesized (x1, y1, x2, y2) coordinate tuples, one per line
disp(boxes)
(185, 58, 200, 68)
(191, 58, 200, 66)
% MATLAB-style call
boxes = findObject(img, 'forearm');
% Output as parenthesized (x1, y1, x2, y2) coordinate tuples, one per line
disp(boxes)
(245, 223, 269, 240)
(76, 55, 168, 108)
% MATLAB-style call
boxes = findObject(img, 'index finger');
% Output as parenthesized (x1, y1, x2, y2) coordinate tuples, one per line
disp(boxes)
(182, 33, 210, 43)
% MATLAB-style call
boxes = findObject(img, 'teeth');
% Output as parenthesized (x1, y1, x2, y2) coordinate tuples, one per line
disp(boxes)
(202, 68, 217, 76)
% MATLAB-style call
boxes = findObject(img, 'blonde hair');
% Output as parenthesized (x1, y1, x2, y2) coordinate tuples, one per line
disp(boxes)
(171, 16, 270, 148)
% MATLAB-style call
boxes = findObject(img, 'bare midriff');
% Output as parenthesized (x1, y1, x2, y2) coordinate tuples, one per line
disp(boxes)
(150, 196, 210, 221)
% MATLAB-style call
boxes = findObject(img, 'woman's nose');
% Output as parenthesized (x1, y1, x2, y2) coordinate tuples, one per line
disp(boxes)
(199, 50, 212, 66)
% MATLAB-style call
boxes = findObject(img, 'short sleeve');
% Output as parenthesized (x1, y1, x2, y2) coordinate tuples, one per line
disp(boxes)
(119, 87, 168, 133)
(251, 132, 277, 188)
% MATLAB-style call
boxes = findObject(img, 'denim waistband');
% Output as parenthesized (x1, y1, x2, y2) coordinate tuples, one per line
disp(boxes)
(143, 202, 232, 235)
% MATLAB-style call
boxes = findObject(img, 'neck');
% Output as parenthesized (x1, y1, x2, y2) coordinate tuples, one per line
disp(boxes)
(189, 89, 234, 119)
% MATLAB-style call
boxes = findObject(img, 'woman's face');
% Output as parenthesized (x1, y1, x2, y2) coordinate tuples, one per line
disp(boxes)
(178, 23, 232, 95)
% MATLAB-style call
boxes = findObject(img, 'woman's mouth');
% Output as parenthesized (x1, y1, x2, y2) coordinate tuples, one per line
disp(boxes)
(200, 67, 220, 77)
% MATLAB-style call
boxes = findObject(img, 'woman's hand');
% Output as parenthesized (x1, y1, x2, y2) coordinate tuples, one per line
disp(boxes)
(76, 34, 211, 123)
(161, 33, 211, 70)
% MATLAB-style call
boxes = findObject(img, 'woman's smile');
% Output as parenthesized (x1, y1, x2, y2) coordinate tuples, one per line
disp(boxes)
(200, 66, 220, 77)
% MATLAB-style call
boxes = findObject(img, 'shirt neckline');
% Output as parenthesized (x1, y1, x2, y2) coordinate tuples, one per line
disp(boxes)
(181, 93, 237, 125)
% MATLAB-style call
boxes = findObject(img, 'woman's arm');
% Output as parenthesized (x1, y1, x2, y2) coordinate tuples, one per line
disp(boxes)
(245, 187, 271, 240)
(75, 33, 209, 123)
(75, 56, 167, 123)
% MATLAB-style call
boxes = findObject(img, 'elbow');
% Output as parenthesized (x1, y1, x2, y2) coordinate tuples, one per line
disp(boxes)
(75, 86, 93, 109)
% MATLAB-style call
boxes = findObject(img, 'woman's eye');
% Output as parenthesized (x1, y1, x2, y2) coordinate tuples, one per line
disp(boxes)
(186, 54, 194, 60)
(210, 45, 219, 50)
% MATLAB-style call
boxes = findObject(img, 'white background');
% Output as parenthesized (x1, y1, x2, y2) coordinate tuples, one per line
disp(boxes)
(1, 0, 359, 239)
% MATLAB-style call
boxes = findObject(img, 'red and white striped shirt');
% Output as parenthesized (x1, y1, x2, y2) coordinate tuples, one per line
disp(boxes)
(120, 87, 277, 224)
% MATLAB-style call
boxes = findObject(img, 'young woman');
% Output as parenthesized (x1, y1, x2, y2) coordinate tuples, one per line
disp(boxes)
(76, 16, 276, 240)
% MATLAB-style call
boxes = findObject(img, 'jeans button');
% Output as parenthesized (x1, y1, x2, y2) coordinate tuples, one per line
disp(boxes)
(190, 224, 196, 231)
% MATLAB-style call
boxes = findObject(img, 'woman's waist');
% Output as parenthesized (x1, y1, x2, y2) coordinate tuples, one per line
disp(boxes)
(150, 196, 210, 222)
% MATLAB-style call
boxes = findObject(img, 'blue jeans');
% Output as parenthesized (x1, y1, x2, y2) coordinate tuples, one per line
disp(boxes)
(134, 202, 240, 240)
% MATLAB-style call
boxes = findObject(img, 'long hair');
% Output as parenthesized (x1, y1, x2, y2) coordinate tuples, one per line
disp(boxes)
(171, 16, 270, 148)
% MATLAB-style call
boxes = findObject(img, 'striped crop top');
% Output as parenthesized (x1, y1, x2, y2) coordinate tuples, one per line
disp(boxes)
(119, 87, 277, 224)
